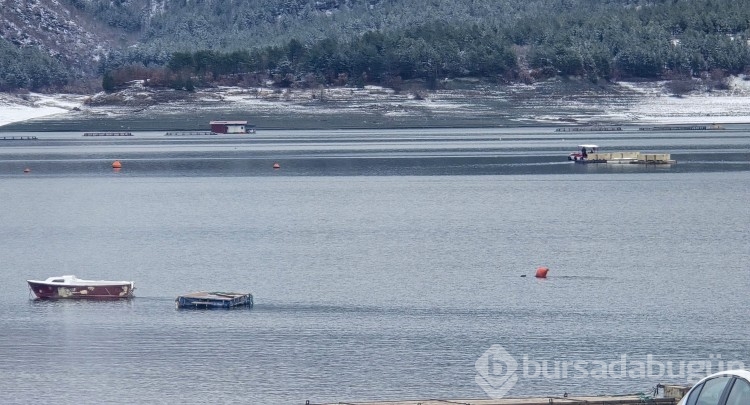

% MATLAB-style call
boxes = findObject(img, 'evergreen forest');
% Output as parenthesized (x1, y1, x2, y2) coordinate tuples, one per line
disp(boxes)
(2, 0, 749, 92)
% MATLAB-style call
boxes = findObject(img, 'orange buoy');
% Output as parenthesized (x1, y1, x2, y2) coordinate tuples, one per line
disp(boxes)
(272, 162, 280, 169)
(112, 160, 122, 169)
(535, 266, 549, 278)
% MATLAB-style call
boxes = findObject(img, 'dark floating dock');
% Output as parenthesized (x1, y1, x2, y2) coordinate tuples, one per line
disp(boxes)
(555, 126, 622, 132)
(638, 124, 724, 131)
(175, 291, 254, 309)
(164, 131, 216, 136)
(1, 136, 38, 140)
(83, 132, 133, 136)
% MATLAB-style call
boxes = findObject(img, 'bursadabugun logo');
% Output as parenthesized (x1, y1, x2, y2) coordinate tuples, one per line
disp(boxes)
(475, 346, 747, 399)
(475, 345, 519, 399)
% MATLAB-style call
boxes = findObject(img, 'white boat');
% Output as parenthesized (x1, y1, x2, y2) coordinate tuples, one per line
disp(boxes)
(568, 144, 599, 162)
(27, 275, 135, 299)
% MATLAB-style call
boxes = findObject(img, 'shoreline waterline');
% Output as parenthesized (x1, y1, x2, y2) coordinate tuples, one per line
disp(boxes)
(3, 78, 750, 131)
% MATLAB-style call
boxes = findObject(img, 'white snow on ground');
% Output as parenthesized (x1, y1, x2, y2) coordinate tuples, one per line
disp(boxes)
(0, 93, 86, 126)
(613, 78, 750, 124)
(2, 78, 750, 127)
(621, 95, 750, 124)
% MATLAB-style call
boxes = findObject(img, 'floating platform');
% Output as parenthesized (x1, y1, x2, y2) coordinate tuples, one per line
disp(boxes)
(581, 152, 675, 164)
(83, 132, 133, 136)
(637, 153, 677, 164)
(175, 291, 253, 309)
(318, 394, 677, 405)
(1, 136, 38, 140)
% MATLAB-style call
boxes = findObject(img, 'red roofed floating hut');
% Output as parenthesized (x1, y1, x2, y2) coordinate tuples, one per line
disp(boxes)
(209, 120, 256, 134)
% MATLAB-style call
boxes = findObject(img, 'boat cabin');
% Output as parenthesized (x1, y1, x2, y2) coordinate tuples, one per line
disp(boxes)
(568, 144, 598, 161)
(45, 275, 77, 284)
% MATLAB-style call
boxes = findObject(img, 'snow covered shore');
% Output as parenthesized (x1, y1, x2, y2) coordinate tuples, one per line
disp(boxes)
(0, 93, 88, 127)
(613, 77, 750, 124)
(2, 78, 750, 129)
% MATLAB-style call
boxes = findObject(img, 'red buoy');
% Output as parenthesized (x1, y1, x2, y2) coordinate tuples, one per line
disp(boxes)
(112, 160, 122, 169)
(535, 266, 549, 278)
(272, 162, 280, 169)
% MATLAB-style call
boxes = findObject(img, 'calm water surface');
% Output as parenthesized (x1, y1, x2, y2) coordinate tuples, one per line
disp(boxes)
(0, 127, 748, 404)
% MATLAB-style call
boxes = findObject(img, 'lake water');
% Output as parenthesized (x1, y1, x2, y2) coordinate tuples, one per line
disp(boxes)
(0, 127, 748, 404)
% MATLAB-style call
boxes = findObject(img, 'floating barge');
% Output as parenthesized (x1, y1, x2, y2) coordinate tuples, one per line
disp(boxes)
(569, 145, 675, 164)
(175, 291, 253, 309)
(1, 136, 38, 140)
(584, 151, 675, 164)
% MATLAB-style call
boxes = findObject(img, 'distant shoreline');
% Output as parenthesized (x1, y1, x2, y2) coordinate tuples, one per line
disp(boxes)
(3, 78, 750, 132)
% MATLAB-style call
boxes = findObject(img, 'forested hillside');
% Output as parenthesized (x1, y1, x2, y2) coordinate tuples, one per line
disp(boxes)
(2, 0, 749, 92)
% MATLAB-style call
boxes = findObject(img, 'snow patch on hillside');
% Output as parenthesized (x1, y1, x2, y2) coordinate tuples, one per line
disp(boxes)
(2, 78, 750, 127)
(613, 77, 750, 124)
(0, 93, 85, 126)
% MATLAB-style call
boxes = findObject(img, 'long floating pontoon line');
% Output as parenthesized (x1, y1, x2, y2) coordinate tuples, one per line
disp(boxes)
(83, 132, 133, 136)
(638, 125, 724, 131)
(555, 126, 622, 132)
(1, 136, 38, 140)
(164, 131, 216, 136)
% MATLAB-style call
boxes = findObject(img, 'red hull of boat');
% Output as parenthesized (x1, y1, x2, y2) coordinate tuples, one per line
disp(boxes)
(27, 281, 134, 299)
